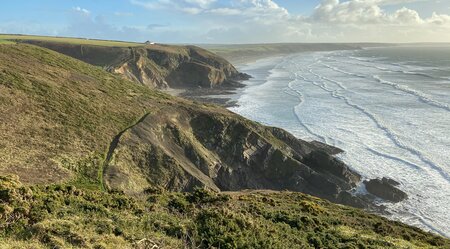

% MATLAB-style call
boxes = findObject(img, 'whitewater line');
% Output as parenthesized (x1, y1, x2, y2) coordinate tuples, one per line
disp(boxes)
(365, 148, 422, 171)
(324, 56, 444, 81)
(304, 67, 450, 183)
(318, 61, 450, 113)
(285, 76, 330, 144)
(372, 75, 450, 112)
(319, 61, 366, 78)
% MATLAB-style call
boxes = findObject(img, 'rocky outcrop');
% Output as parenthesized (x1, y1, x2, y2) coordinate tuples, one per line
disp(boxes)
(17, 40, 249, 89)
(104, 105, 367, 207)
(364, 177, 407, 202)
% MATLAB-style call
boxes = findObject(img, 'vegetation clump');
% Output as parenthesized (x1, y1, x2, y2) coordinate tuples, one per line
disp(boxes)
(1, 176, 448, 248)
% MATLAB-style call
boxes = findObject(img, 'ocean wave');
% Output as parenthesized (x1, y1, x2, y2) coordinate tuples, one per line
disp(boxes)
(373, 75, 450, 112)
(365, 147, 422, 171)
(318, 61, 366, 79)
(304, 67, 450, 183)
(317, 60, 450, 112)
(325, 56, 447, 81)
(286, 77, 330, 144)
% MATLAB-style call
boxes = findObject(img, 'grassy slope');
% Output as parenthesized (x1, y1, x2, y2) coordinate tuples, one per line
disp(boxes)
(1, 175, 448, 249)
(0, 43, 448, 248)
(0, 34, 142, 47)
(0, 43, 172, 186)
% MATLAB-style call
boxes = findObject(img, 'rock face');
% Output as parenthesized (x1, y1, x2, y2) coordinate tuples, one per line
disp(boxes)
(17, 40, 249, 89)
(104, 105, 365, 207)
(364, 178, 407, 202)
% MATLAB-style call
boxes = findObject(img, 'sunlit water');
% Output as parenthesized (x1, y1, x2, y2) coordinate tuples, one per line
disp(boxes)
(229, 46, 450, 237)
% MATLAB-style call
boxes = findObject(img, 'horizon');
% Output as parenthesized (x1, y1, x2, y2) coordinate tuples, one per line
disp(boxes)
(1, 1, 450, 44)
(3, 33, 450, 46)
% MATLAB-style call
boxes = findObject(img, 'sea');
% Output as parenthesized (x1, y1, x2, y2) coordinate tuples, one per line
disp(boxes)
(229, 46, 450, 237)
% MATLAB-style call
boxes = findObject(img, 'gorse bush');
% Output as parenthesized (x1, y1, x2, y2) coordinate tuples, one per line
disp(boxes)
(0, 176, 447, 248)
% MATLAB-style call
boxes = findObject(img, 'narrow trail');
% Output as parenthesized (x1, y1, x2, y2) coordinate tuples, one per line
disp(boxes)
(99, 112, 151, 191)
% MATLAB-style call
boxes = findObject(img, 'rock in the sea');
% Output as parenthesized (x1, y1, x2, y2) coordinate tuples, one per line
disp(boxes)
(381, 177, 400, 186)
(364, 178, 407, 202)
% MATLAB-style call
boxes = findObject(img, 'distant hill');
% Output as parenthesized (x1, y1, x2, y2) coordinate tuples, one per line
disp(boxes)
(1, 35, 248, 89)
(201, 43, 392, 64)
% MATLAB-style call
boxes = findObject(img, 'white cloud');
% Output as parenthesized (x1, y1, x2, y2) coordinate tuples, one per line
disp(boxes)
(393, 7, 422, 24)
(131, 0, 288, 17)
(311, 0, 385, 24)
(128, 0, 450, 43)
(131, 0, 215, 13)
(310, 0, 450, 27)
(72, 7, 90, 15)
(428, 12, 450, 25)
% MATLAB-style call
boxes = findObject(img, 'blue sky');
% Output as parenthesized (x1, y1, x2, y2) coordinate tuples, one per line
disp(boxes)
(1, 0, 450, 43)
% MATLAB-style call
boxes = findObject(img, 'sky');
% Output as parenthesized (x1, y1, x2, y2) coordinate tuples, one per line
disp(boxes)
(1, 0, 450, 44)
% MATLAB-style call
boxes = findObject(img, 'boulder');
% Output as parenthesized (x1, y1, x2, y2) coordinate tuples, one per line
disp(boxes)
(364, 178, 407, 202)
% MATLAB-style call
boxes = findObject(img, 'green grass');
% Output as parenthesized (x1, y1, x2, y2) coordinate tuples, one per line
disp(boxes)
(0, 43, 172, 185)
(0, 176, 448, 248)
(0, 39, 14, 45)
(0, 34, 142, 47)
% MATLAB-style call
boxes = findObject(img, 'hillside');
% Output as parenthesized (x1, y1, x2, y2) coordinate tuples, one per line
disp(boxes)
(0, 43, 449, 248)
(0, 35, 248, 89)
(0, 44, 170, 186)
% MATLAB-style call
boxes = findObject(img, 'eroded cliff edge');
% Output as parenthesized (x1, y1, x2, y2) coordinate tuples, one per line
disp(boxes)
(104, 104, 368, 208)
(17, 40, 249, 89)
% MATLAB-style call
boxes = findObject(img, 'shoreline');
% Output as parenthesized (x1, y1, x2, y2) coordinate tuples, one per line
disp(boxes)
(172, 54, 285, 108)
(220, 48, 450, 238)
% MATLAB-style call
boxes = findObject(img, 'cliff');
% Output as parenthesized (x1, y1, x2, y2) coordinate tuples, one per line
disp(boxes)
(104, 105, 366, 207)
(15, 40, 249, 89)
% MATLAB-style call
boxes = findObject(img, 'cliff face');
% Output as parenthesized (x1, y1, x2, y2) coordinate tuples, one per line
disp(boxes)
(104, 105, 364, 207)
(17, 40, 248, 89)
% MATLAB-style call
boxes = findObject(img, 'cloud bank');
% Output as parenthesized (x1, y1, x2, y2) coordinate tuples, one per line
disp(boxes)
(2, 0, 450, 43)
(127, 0, 450, 43)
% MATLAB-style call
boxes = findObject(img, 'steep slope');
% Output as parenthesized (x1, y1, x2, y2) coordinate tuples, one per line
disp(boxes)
(104, 105, 365, 208)
(15, 40, 249, 89)
(0, 44, 170, 185)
